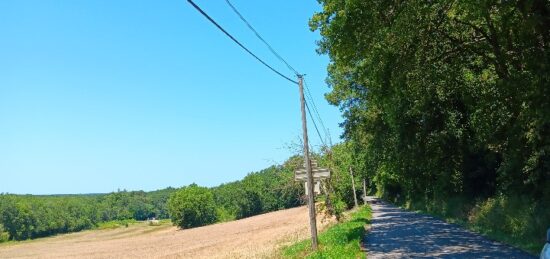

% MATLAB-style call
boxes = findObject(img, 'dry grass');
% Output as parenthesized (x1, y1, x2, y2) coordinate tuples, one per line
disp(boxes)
(0, 206, 335, 259)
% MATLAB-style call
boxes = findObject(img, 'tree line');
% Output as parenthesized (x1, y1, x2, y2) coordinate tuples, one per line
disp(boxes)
(0, 188, 175, 240)
(166, 163, 305, 228)
(0, 159, 313, 241)
(311, 0, 549, 249)
(0, 152, 372, 241)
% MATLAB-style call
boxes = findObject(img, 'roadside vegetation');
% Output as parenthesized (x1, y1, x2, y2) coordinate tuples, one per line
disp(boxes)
(310, 0, 550, 254)
(282, 205, 371, 259)
(393, 195, 546, 254)
(2, 1, 548, 255)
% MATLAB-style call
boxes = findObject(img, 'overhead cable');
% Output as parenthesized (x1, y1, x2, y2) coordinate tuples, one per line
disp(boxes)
(224, 0, 300, 75)
(222, 1, 329, 147)
(186, 0, 298, 85)
(305, 101, 326, 148)
(188, 0, 329, 148)
(304, 78, 330, 142)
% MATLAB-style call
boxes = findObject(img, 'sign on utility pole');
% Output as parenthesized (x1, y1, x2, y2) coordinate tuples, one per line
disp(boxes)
(294, 166, 330, 181)
(296, 159, 330, 195)
(297, 75, 318, 250)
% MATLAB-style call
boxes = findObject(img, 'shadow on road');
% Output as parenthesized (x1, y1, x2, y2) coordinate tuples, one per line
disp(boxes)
(363, 198, 535, 258)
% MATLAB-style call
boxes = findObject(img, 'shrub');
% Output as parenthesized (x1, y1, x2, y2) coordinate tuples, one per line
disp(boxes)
(0, 224, 9, 243)
(96, 219, 136, 230)
(215, 207, 236, 222)
(468, 195, 549, 253)
(167, 184, 217, 229)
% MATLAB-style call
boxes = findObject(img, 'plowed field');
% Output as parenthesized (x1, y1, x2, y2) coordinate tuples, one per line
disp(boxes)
(0, 206, 334, 259)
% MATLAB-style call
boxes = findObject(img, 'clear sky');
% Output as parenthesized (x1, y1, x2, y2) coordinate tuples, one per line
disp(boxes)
(0, 0, 343, 195)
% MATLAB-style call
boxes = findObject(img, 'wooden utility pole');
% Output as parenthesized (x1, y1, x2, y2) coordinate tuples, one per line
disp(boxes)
(349, 166, 358, 208)
(298, 75, 318, 250)
(362, 178, 367, 205)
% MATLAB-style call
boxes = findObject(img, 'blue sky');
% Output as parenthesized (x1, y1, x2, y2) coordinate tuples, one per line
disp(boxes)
(0, 0, 343, 195)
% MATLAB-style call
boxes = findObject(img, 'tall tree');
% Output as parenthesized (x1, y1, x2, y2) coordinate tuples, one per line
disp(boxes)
(311, 0, 549, 202)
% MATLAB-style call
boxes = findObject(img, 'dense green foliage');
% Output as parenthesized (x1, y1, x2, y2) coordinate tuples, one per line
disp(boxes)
(96, 219, 138, 230)
(0, 223, 9, 243)
(167, 185, 217, 228)
(0, 188, 175, 241)
(318, 142, 369, 219)
(311, 0, 549, 251)
(0, 158, 306, 240)
(283, 205, 371, 258)
(211, 164, 303, 221)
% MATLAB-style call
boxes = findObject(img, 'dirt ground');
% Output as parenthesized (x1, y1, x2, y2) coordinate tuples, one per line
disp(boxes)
(0, 206, 334, 259)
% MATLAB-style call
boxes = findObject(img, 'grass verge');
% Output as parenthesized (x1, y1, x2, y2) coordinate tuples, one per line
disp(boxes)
(96, 219, 138, 230)
(282, 205, 371, 259)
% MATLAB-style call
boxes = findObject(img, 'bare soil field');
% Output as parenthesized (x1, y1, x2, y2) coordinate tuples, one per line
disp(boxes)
(0, 206, 334, 259)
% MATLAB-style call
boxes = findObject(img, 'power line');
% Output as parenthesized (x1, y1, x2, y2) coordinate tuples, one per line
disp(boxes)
(187, 0, 330, 148)
(303, 78, 330, 143)
(305, 101, 326, 148)
(306, 95, 328, 146)
(222, 0, 330, 145)
(186, 0, 298, 85)
(224, 0, 299, 76)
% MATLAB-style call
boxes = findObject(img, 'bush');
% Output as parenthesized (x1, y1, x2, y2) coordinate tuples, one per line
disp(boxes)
(215, 207, 236, 223)
(469, 195, 549, 253)
(401, 195, 549, 254)
(0, 224, 9, 243)
(167, 184, 217, 229)
(96, 219, 136, 230)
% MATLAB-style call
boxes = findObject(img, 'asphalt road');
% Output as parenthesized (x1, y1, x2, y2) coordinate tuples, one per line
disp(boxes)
(363, 197, 535, 258)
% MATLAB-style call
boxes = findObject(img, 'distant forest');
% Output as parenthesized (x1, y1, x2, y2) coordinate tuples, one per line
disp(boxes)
(0, 157, 306, 241)
(0, 150, 368, 242)
(0, 188, 175, 240)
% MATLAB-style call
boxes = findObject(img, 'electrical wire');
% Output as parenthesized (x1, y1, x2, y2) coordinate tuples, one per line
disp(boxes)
(224, 0, 299, 76)
(223, 0, 330, 145)
(186, 0, 298, 85)
(187, 0, 330, 148)
(305, 101, 326, 148)
(303, 78, 330, 143)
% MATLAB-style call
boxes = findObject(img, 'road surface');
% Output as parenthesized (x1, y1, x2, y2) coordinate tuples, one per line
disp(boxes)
(364, 197, 535, 258)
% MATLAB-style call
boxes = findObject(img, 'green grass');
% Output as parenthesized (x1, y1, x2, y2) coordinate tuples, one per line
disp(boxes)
(282, 205, 372, 259)
(96, 219, 138, 230)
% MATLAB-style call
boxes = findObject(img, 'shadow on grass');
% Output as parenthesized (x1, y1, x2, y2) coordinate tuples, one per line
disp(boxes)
(283, 205, 372, 258)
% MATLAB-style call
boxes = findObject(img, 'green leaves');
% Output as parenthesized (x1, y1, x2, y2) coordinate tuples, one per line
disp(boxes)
(211, 164, 302, 220)
(0, 223, 9, 243)
(0, 161, 304, 240)
(312, 0, 549, 202)
(0, 189, 176, 241)
(167, 185, 217, 229)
